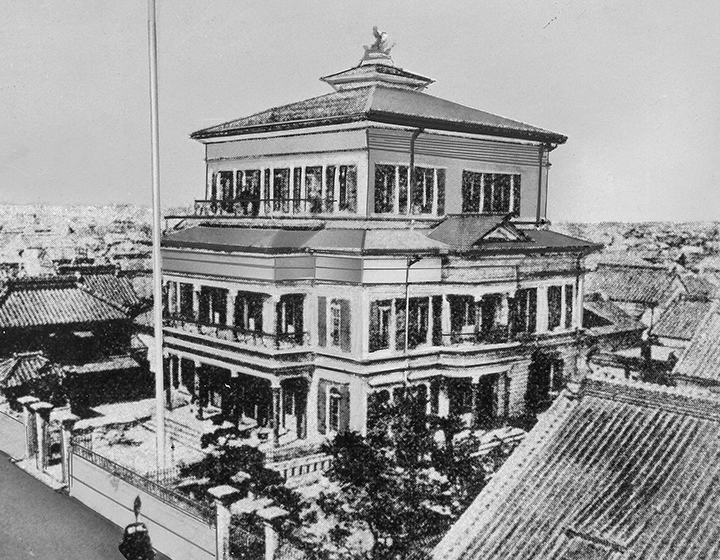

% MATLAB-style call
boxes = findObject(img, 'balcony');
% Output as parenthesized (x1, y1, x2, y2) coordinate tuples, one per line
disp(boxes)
(445, 326, 515, 346)
(164, 315, 310, 351)
(194, 197, 339, 218)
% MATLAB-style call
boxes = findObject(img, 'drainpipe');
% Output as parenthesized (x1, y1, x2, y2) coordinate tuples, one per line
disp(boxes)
(409, 128, 423, 213)
(535, 144, 545, 225)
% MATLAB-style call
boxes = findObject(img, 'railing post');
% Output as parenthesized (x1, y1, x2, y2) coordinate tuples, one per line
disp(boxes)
(257, 506, 289, 560)
(55, 410, 80, 485)
(17, 396, 39, 462)
(207, 485, 241, 560)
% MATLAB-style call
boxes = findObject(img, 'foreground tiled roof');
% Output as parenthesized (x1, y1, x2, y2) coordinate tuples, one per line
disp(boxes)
(652, 299, 714, 341)
(162, 223, 598, 256)
(191, 84, 567, 144)
(672, 312, 720, 384)
(0, 352, 63, 389)
(433, 377, 720, 560)
(80, 274, 145, 313)
(677, 273, 717, 300)
(0, 276, 130, 329)
(585, 264, 677, 305)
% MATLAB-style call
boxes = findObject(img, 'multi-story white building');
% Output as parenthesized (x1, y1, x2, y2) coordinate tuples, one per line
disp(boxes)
(161, 35, 599, 448)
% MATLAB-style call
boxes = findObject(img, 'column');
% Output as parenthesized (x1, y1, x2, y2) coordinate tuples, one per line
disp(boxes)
(17, 396, 39, 462)
(470, 378, 479, 429)
(56, 411, 79, 485)
(296, 381, 308, 439)
(536, 286, 549, 333)
(500, 294, 510, 326)
(31, 401, 54, 471)
(426, 297, 434, 346)
(438, 379, 450, 417)
(226, 289, 238, 327)
(263, 295, 279, 342)
(258, 506, 290, 560)
(576, 275, 585, 328)
(442, 295, 451, 345)
(192, 284, 201, 320)
(271, 384, 281, 447)
(207, 485, 242, 560)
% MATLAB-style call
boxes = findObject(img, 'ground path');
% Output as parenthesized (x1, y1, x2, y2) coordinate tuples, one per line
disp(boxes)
(0, 451, 170, 560)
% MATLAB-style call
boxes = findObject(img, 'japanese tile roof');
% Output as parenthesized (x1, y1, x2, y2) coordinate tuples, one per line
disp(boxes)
(585, 265, 677, 305)
(672, 312, 720, 384)
(652, 299, 714, 341)
(0, 352, 63, 389)
(583, 298, 646, 336)
(80, 274, 145, 313)
(432, 377, 720, 560)
(677, 273, 717, 300)
(191, 84, 567, 144)
(0, 276, 130, 329)
(163, 223, 598, 256)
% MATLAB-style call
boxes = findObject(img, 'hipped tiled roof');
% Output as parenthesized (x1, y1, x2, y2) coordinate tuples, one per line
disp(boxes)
(652, 299, 713, 341)
(432, 377, 720, 560)
(672, 312, 720, 384)
(583, 299, 646, 336)
(163, 223, 598, 256)
(81, 274, 145, 313)
(0, 276, 131, 329)
(677, 273, 717, 300)
(0, 352, 63, 389)
(585, 265, 677, 305)
(191, 84, 567, 144)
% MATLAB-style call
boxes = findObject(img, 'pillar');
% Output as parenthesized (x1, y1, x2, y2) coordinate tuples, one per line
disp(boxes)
(56, 411, 79, 485)
(263, 295, 279, 342)
(31, 401, 54, 471)
(207, 485, 242, 560)
(271, 384, 281, 447)
(195, 360, 204, 419)
(441, 295, 451, 345)
(296, 382, 308, 439)
(17, 395, 39, 462)
(257, 506, 289, 560)
(192, 284, 201, 320)
(226, 289, 238, 327)
(427, 297, 434, 346)
(438, 379, 450, 417)
(537, 285, 549, 333)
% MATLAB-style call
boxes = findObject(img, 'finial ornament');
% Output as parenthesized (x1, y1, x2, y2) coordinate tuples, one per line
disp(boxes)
(362, 26, 395, 62)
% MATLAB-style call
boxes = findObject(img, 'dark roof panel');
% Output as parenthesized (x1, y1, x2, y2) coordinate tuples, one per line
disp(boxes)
(433, 377, 720, 560)
(0, 352, 63, 389)
(585, 265, 677, 305)
(673, 312, 720, 384)
(653, 299, 713, 341)
(191, 84, 566, 143)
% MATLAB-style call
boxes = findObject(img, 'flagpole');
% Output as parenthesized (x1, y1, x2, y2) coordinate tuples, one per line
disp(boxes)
(147, 0, 166, 470)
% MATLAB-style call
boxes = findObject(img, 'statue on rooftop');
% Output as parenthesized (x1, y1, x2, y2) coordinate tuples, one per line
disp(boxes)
(364, 26, 394, 56)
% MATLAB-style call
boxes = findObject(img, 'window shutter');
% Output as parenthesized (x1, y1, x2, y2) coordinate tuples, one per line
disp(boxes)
(512, 174, 521, 216)
(529, 288, 538, 333)
(317, 380, 327, 435)
(432, 296, 443, 345)
(436, 169, 446, 215)
(395, 299, 406, 351)
(317, 296, 327, 347)
(340, 299, 351, 352)
(338, 384, 350, 434)
(369, 301, 380, 352)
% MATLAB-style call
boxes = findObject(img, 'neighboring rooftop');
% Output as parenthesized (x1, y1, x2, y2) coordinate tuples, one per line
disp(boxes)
(652, 298, 714, 342)
(0, 351, 63, 389)
(672, 312, 720, 386)
(585, 264, 677, 306)
(583, 297, 646, 337)
(432, 377, 720, 560)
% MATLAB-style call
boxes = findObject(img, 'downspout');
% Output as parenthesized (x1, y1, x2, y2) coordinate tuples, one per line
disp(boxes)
(409, 128, 423, 212)
(535, 144, 545, 225)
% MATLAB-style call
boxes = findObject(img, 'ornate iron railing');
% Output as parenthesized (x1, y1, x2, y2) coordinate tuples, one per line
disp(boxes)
(71, 443, 215, 525)
(164, 316, 310, 350)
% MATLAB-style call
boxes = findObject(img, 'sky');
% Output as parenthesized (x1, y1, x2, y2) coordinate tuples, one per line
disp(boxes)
(1, 0, 719, 222)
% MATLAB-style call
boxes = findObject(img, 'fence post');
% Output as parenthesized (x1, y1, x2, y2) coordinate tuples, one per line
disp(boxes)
(208, 485, 241, 560)
(30, 401, 54, 471)
(55, 410, 80, 485)
(17, 396, 39, 463)
(257, 506, 289, 560)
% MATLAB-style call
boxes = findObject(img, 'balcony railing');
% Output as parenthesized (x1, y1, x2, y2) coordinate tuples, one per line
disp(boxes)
(194, 197, 344, 218)
(444, 326, 515, 346)
(164, 315, 310, 350)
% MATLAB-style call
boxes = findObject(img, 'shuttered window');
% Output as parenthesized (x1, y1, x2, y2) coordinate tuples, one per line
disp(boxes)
(328, 299, 351, 352)
(548, 286, 563, 331)
(317, 296, 326, 347)
(317, 380, 350, 435)
(564, 284, 574, 329)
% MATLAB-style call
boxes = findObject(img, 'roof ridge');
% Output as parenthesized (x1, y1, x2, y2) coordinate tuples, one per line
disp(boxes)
(582, 375, 720, 421)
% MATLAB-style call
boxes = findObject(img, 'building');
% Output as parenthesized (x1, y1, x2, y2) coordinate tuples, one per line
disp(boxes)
(432, 376, 720, 560)
(160, 33, 600, 448)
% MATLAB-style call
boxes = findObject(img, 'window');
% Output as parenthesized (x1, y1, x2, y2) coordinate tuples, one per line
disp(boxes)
(325, 166, 336, 212)
(369, 300, 392, 352)
(320, 298, 351, 352)
(408, 297, 429, 349)
(374, 164, 445, 215)
(305, 166, 323, 213)
(328, 389, 341, 433)
(199, 286, 227, 325)
(277, 294, 304, 343)
(234, 292, 263, 333)
(449, 295, 476, 342)
(179, 283, 194, 320)
(374, 164, 396, 213)
(338, 165, 357, 212)
(462, 171, 521, 214)
(273, 168, 290, 212)
(330, 301, 342, 347)
(548, 286, 563, 331)
(512, 288, 537, 334)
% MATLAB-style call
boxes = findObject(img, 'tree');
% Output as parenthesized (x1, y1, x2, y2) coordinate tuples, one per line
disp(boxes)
(306, 387, 517, 559)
